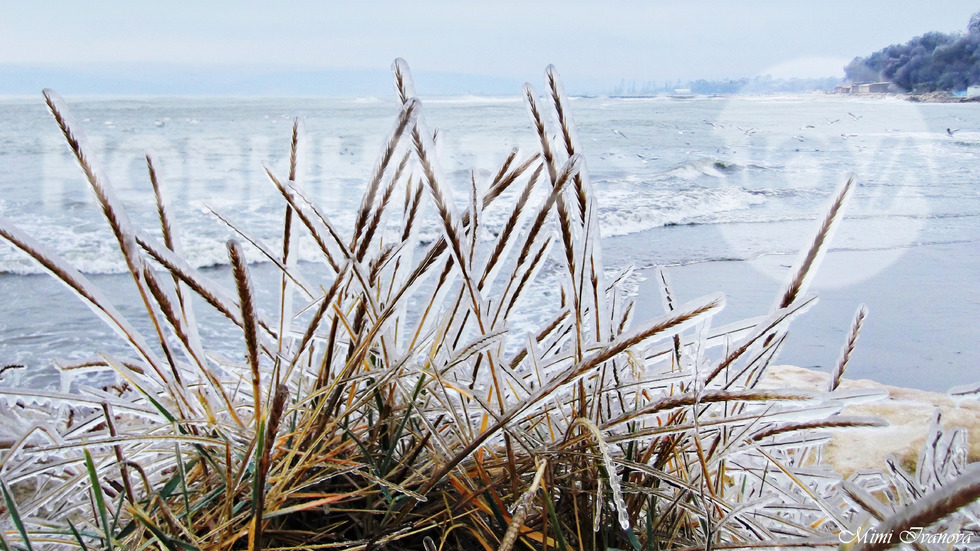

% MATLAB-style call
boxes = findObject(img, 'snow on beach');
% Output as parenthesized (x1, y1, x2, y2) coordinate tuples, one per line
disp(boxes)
(761, 365, 980, 477)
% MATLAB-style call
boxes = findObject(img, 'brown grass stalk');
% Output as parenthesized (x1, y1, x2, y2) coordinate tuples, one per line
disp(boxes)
(146, 154, 195, 323)
(138, 235, 276, 354)
(484, 152, 541, 207)
(0, 217, 179, 396)
(851, 464, 980, 551)
(44, 90, 187, 389)
(524, 82, 586, 363)
(265, 167, 341, 273)
(546, 65, 588, 223)
(400, 177, 424, 243)
(356, 152, 407, 263)
(227, 240, 262, 425)
(603, 388, 815, 431)
(830, 305, 868, 392)
(412, 125, 474, 301)
(141, 264, 244, 427)
(276, 118, 304, 362)
(351, 99, 419, 252)
(704, 294, 817, 386)
(777, 176, 855, 310)
(478, 164, 543, 290)
(749, 416, 888, 441)
(392, 58, 416, 106)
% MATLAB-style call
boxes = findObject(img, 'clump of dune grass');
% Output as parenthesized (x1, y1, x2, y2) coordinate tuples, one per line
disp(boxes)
(1, 60, 977, 550)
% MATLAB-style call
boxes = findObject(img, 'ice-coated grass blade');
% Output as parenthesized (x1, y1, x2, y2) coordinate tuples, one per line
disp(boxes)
(67, 520, 91, 551)
(852, 464, 980, 551)
(129, 505, 198, 551)
(776, 175, 856, 310)
(830, 304, 868, 391)
(1, 480, 33, 551)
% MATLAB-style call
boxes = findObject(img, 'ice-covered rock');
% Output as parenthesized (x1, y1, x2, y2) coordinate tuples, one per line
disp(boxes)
(759, 365, 980, 476)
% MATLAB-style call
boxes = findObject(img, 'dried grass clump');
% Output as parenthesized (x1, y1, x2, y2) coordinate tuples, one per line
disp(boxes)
(1, 60, 977, 550)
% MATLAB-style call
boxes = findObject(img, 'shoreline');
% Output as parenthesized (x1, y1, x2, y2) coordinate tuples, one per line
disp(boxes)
(905, 91, 980, 103)
(835, 91, 980, 103)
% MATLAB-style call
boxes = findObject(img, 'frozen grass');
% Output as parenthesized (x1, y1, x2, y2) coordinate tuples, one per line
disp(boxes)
(0, 60, 977, 550)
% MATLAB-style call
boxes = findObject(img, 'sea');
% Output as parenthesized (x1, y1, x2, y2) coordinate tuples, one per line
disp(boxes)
(0, 93, 977, 391)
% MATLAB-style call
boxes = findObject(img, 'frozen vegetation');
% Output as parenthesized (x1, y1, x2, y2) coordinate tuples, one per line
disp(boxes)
(0, 61, 977, 550)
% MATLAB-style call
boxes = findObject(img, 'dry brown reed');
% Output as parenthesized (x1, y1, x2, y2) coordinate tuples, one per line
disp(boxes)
(852, 464, 979, 551)
(831, 305, 868, 392)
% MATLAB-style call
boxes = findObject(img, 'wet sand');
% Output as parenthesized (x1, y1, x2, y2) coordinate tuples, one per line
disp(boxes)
(631, 241, 980, 392)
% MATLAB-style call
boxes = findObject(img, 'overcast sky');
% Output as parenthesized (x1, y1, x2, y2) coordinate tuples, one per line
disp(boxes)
(2, 1, 978, 94)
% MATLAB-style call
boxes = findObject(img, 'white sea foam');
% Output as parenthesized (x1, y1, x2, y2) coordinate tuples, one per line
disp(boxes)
(597, 185, 767, 237)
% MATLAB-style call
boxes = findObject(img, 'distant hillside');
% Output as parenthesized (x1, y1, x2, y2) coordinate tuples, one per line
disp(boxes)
(844, 11, 980, 92)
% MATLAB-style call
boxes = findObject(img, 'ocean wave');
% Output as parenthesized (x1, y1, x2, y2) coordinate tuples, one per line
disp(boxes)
(4, 183, 961, 275)
(947, 130, 980, 147)
(0, 181, 771, 274)
(0, 232, 342, 276)
(597, 185, 767, 237)
(424, 96, 524, 105)
(651, 157, 769, 183)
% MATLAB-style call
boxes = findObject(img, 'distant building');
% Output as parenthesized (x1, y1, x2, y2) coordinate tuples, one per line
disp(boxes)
(969, 85, 980, 98)
(836, 82, 890, 94)
(857, 82, 890, 93)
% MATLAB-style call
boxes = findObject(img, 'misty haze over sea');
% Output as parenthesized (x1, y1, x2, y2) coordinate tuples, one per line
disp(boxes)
(0, 64, 848, 97)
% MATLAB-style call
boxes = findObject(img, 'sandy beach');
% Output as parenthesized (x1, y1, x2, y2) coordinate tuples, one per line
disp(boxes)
(628, 241, 980, 393)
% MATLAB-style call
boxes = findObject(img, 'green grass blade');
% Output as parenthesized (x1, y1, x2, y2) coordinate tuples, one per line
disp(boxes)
(1, 480, 33, 551)
(540, 485, 570, 551)
(115, 519, 137, 544)
(84, 449, 114, 551)
(110, 488, 125, 542)
(129, 505, 200, 551)
(250, 417, 266, 519)
(625, 527, 642, 551)
(175, 443, 192, 530)
(342, 425, 393, 504)
(67, 520, 91, 551)
(380, 373, 426, 475)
